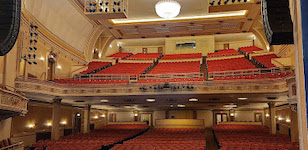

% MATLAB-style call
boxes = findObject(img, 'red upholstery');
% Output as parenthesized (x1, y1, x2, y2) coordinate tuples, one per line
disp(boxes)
(213, 125, 298, 150)
(161, 53, 202, 60)
(125, 53, 162, 60)
(150, 61, 200, 74)
(138, 78, 204, 83)
(239, 46, 263, 54)
(32, 124, 149, 150)
(213, 72, 293, 80)
(112, 128, 206, 150)
(107, 52, 133, 59)
(79, 62, 111, 74)
(97, 63, 152, 75)
(207, 58, 256, 72)
(208, 49, 240, 58)
(54, 79, 129, 85)
(252, 54, 279, 68)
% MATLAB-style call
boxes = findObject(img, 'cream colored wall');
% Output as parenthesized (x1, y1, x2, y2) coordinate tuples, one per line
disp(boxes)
(169, 110, 194, 119)
(104, 40, 120, 57)
(165, 36, 215, 56)
(24, 0, 94, 53)
(196, 110, 213, 128)
(153, 110, 166, 126)
(215, 40, 253, 50)
(111, 111, 135, 122)
(0, 57, 4, 84)
(234, 110, 256, 122)
(122, 46, 165, 54)
(90, 110, 108, 129)
(0, 118, 12, 141)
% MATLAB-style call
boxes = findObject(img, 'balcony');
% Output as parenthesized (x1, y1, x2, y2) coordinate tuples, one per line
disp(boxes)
(0, 84, 28, 120)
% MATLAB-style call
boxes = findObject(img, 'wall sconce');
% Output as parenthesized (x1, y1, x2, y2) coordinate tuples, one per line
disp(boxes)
(26, 124, 35, 128)
(230, 113, 235, 117)
(57, 65, 62, 69)
(60, 121, 67, 125)
(134, 114, 138, 117)
(286, 119, 291, 123)
(76, 113, 81, 117)
(100, 114, 106, 118)
(278, 117, 285, 121)
(93, 116, 99, 119)
(265, 114, 270, 117)
(45, 122, 52, 127)
(39, 57, 45, 61)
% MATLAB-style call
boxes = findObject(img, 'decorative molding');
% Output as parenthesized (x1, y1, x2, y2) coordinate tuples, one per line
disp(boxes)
(0, 85, 28, 116)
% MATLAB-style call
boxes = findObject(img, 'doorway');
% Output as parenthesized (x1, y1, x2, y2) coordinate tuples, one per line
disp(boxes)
(109, 114, 116, 122)
(158, 47, 163, 53)
(216, 113, 228, 125)
(74, 113, 81, 133)
(142, 48, 148, 53)
(140, 114, 152, 126)
(47, 58, 55, 81)
(224, 44, 230, 50)
(255, 113, 262, 122)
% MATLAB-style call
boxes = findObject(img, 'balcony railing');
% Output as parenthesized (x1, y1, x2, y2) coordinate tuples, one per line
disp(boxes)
(0, 84, 28, 118)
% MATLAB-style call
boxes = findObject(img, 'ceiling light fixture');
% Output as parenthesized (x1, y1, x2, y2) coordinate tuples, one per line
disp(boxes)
(237, 97, 248, 100)
(189, 98, 199, 102)
(146, 98, 156, 102)
(155, 0, 181, 19)
(177, 104, 185, 108)
(100, 99, 109, 103)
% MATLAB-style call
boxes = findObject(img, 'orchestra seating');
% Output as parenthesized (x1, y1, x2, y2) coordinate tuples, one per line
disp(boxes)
(251, 54, 279, 68)
(208, 49, 240, 58)
(125, 53, 162, 60)
(207, 58, 256, 73)
(54, 79, 129, 85)
(31, 124, 149, 150)
(213, 125, 299, 150)
(149, 61, 201, 74)
(107, 52, 133, 59)
(111, 128, 206, 150)
(161, 53, 202, 60)
(0, 138, 12, 149)
(213, 72, 293, 80)
(239, 46, 263, 54)
(97, 63, 153, 75)
(79, 62, 112, 74)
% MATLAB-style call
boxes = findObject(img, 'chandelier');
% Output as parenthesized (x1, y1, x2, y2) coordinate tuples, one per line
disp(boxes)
(155, 0, 181, 19)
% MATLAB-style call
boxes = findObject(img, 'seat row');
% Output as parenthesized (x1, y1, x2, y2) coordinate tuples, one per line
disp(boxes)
(238, 46, 263, 54)
(125, 53, 162, 60)
(213, 125, 299, 150)
(111, 128, 206, 150)
(79, 62, 112, 74)
(107, 52, 133, 59)
(53, 79, 129, 84)
(208, 49, 240, 58)
(251, 54, 279, 68)
(31, 124, 149, 150)
(207, 57, 256, 72)
(150, 61, 200, 74)
(97, 63, 153, 75)
(161, 53, 202, 60)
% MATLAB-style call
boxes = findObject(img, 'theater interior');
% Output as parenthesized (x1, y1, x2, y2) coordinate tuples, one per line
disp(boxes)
(0, 0, 308, 150)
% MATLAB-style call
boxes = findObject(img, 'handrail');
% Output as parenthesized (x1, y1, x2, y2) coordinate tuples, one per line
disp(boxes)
(208, 67, 292, 78)
(277, 45, 292, 57)
(55, 73, 138, 80)
(139, 72, 203, 79)
(0, 142, 24, 150)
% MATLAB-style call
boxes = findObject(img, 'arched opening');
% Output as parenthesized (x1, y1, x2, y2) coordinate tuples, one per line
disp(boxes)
(47, 58, 55, 81)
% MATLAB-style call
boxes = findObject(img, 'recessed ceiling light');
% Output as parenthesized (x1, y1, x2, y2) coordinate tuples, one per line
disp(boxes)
(100, 100, 109, 103)
(223, 104, 237, 108)
(177, 104, 185, 108)
(237, 98, 248, 100)
(189, 98, 198, 102)
(146, 98, 155, 102)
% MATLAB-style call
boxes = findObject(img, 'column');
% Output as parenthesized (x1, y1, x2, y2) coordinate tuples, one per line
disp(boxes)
(268, 102, 276, 134)
(83, 105, 91, 134)
(51, 98, 62, 140)
(291, 110, 299, 142)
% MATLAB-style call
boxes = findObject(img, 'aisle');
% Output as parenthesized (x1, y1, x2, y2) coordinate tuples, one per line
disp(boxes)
(205, 128, 219, 150)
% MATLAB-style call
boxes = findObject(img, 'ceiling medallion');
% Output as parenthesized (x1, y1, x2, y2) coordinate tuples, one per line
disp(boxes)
(155, 0, 181, 19)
